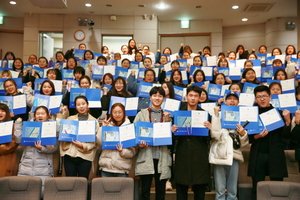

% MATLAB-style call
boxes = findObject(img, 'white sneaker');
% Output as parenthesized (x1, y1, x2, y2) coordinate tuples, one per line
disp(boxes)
(166, 180, 173, 191)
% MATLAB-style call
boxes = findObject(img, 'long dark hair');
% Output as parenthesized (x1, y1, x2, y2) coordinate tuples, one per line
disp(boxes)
(110, 103, 126, 126)
(162, 82, 175, 99)
(193, 69, 206, 82)
(0, 103, 11, 122)
(108, 77, 132, 97)
(40, 80, 56, 95)
(170, 69, 184, 85)
(241, 68, 260, 84)
(12, 58, 24, 71)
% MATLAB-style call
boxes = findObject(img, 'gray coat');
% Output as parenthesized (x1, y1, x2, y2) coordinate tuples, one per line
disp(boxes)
(134, 108, 172, 180)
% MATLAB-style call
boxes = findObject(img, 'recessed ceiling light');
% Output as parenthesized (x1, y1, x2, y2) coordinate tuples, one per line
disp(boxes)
(232, 5, 239, 9)
(157, 3, 167, 9)
(85, 3, 92, 7)
(242, 18, 248, 21)
(10, 1, 17, 5)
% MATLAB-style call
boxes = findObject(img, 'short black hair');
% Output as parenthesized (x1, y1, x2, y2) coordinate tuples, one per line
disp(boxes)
(149, 86, 165, 97)
(186, 85, 202, 96)
(254, 85, 270, 96)
(73, 66, 85, 76)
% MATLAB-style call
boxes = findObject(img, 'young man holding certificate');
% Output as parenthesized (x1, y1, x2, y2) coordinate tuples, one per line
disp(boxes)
(249, 85, 291, 200)
(172, 86, 212, 200)
(134, 86, 172, 200)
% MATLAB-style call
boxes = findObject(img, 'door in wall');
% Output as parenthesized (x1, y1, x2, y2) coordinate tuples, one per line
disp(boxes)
(39, 32, 63, 60)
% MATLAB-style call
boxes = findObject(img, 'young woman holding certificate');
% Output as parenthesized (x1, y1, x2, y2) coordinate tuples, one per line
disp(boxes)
(60, 96, 99, 179)
(209, 91, 249, 200)
(97, 103, 136, 177)
(16, 106, 58, 195)
(0, 103, 19, 177)
(134, 86, 172, 200)
(4, 79, 29, 121)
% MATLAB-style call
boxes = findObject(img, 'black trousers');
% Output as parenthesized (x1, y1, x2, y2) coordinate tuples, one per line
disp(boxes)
(176, 183, 206, 200)
(140, 159, 167, 200)
(63, 155, 92, 179)
(251, 153, 283, 200)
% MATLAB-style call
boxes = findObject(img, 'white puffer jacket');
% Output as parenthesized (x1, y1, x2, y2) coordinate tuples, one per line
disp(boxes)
(209, 112, 249, 165)
(97, 118, 136, 174)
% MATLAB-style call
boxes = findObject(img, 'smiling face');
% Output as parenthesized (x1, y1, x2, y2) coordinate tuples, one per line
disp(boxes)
(0, 109, 7, 121)
(193, 57, 202, 66)
(215, 74, 225, 85)
(42, 82, 53, 95)
(230, 84, 241, 93)
(225, 96, 239, 106)
(272, 49, 281, 56)
(103, 75, 113, 85)
(114, 79, 124, 93)
(47, 71, 56, 80)
(4, 80, 17, 95)
(28, 55, 37, 65)
(173, 71, 181, 83)
(150, 92, 164, 109)
(160, 56, 168, 65)
(80, 78, 91, 88)
(34, 107, 49, 122)
(144, 71, 155, 83)
(56, 53, 64, 62)
(286, 46, 295, 55)
(75, 98, 89, 115)
(259, 46, 267, 54)
(38, 58, 48, 69)
(195, 71, 204, 82)
(135, 53, 143, 62)
(84, 51, 93, 60)
(111, 105, 125, 125)
(121, 60, 130, 69)
(13, 59, 22, 70)
(245, 70, 256, 82)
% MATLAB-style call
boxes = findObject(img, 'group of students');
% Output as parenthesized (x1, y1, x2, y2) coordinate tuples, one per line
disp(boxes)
(0, 40, 300, 200)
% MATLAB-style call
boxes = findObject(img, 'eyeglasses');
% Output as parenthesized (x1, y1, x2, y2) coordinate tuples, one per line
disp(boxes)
(255, 95, 269, 99)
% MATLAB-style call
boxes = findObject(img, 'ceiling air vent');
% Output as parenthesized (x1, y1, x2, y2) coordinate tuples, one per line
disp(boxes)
(244, 3, 273, 12)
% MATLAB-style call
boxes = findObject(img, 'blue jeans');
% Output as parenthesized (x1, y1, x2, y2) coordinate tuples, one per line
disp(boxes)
(214, 159, 239, 200)
(101, 170, 128, 177)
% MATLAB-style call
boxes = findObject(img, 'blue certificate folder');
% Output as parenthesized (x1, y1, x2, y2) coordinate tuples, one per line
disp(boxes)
(74, 49, 85, 61)
(59, 119, 96, 142)
(92, 65, 104, 79)
(173, 110, 209, 136)
(0, 78, 22, 95)
(0, 94, 27, 115)
(21, 121, 57, 146)
(109, 96, 138, 116)
(69, 88, 102, 108)
(221, 105, 259, 130)
(32, 94, 63, 114)
(135, 121, 172, 146)
(102, 124, 136, 150)
(34, 79, 62, 95)
(0, 120, 14, 144)
(137, 82, 161, 98)
(62, 69, 74, 81)
(259, 108, 284, 132)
